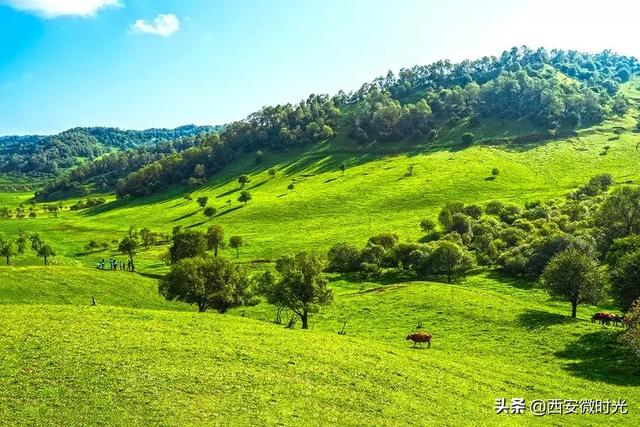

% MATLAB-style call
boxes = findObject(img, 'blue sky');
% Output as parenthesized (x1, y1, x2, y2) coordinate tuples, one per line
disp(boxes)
(1, 0, 639, 135)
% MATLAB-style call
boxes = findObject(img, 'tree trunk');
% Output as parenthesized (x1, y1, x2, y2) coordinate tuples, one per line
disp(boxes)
(5, 256, 9, 266)
(571, 300, 578, 318)
(198, 302, 207, 312)
(301, 310, 309, 329)
(214, 246, 218, 257)
(236, 248, 239, 258)
(44, 255, 48, 266)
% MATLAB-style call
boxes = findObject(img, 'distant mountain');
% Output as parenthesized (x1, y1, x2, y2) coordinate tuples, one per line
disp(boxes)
(0, 125, 220, 176)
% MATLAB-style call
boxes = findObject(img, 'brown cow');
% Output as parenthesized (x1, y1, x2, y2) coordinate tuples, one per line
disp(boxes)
(406, 332, 431, 348)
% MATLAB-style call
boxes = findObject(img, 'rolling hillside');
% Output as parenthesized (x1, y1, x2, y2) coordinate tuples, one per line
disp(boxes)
(0, 268, 637, 425)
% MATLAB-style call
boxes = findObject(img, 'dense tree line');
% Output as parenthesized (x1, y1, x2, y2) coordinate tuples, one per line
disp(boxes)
(327, 175, 640, 320)
(0, 124, 217, 179)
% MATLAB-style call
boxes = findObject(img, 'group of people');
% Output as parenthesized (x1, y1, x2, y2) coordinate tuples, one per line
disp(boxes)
(96, 258, 135, 272)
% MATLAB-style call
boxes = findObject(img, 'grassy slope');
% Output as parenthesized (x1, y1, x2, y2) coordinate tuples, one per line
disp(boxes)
(0, 269, 637, 426)
(1, 103, 640, 275)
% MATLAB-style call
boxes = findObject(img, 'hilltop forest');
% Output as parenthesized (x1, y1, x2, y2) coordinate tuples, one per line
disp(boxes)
(34, 47, 640, 200)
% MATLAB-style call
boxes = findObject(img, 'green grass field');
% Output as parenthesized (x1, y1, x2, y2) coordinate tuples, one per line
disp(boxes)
(0, 268, 637, 425)
(1, 83, 640, 425)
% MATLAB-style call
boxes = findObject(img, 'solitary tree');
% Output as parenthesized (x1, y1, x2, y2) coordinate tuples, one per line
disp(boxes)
(203, 206, 217, 220)
(37, 244, 55, 266)
(340, 164, 346, 176)
(197, 196, 209, 209)
(238, 174, 250, 187)
(492, 167, 500, 178)
(229, 236, 244, 257)
(140, 227, 154, 249)
(540, 249, 604, 318)
(462, 132, 475, 145)
(260, 251, 333, 329)
(160, 257, 255, 313)
(288, 183, 295, 191)
(205, 225, 225, 257)
(0, 237, 17, 265)
(238, 191, 252, 205)
(268, 168, 277, 179)
(118, 235, 139, 266)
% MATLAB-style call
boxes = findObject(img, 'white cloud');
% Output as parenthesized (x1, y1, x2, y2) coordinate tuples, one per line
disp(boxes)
(1, 0, 122, 18)
(131, 13, 180, 37)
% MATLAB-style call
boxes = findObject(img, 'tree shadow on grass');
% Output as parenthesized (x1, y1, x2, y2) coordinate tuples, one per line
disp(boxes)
(216, 187, 241, 199)
(555, 331, 640, 386)
(172, 210, 198, 222)
(485, 271, 535, 290)
(517, 309, 576, 330)
(216, 205, 243, 217)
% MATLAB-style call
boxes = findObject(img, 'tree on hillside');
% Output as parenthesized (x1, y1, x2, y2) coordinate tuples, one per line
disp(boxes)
(203, 206, 217, 220)
(238, 174, 250, 188)
(229, 236, 244, 258)
(118, 235, 139, 267)
(29, 234, 55, 266)
(540, 249, 604, 318)
(197, 196, 209, 209)
(169, 229, 207, 263)
(238, 190, 252, 205)
(160, 257, 256, 313)
(418, 240, 474, 282)
(0, 237, 17, 265)
(260, 251, 333, 329)
(492, 167, 500, 178)
(462, 132, 475, 145)
(205, 225, 225, 257)
(597, 186, 640, 249)
(610, 251, 640, 311)
(140, 227, 154, 249)
(268, 168, 276, 179)
(622, 300, 640, 357)
(420, 218, 437, 234)
(340, 163, 346, 176)
(287, 183, 295, 191)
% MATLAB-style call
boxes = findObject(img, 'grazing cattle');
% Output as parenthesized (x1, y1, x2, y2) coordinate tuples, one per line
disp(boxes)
(406, 332, 431, 348)
(592, 312, 624, 327)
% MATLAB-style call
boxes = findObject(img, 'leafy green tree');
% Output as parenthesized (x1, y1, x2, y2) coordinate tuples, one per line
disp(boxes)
(610, 251, 640, 311)
(229, 236, 244, 257)
(238, 174, 250, 187)
(169, 230, 207, 263)
(597, 186, 640, 238)
(238, 190, 252, 205)
(420, 218, 437, 233)
(36, 244, 55, 266)
(327, 243, 361, 273)
(461, 132, 474, 145)
(268, 168, 276, 179)
(418, 241, 473, 282)
(160, 257, 255, 313)
(491, 167, 500, 178)
(287, 183, 295, 191)
(367, 233, 399, 250)
(340, 164, 346, 176)
(118, 235, 139, 265)
(205, 225, 225, 257)
(540, 249, 604, 318)
(0, 237, 17, 265)
(260, 251, 333, 329)
(140, 227, 154, 249)
(196, 196, 209, 209)
(622, 300, 640, 357)
(203, 206, 217, 219)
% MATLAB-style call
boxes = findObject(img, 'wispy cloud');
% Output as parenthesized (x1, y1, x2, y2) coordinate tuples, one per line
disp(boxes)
(1, 0, 122, 18)
(130, 13, 180, 37)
